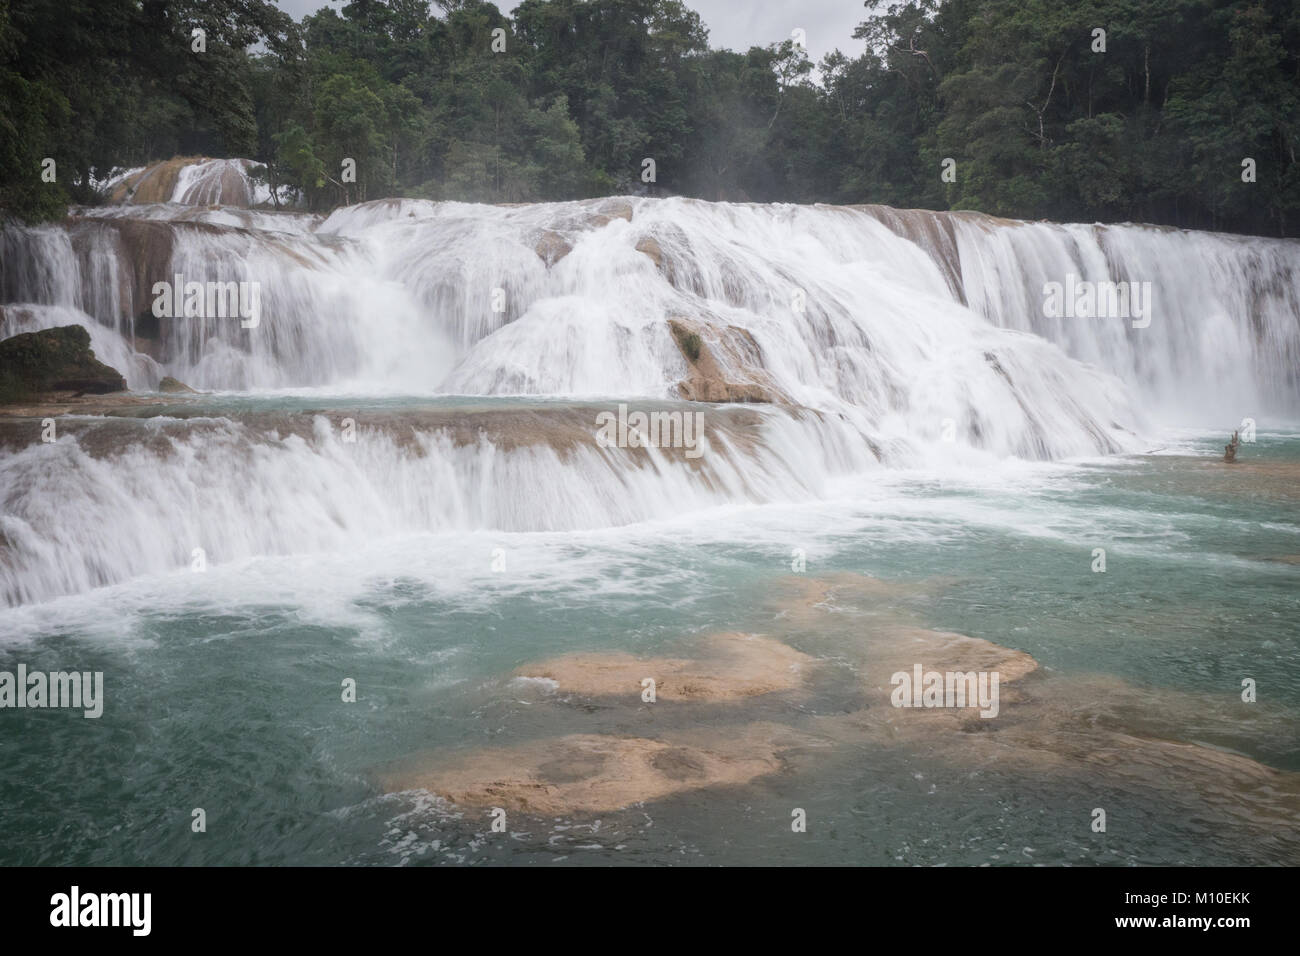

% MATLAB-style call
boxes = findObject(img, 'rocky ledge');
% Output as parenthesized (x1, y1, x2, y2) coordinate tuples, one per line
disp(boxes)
(0, 325, 126, 404)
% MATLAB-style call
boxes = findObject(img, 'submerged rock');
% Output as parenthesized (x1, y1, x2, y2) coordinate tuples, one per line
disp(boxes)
(0, 325, 126, 403)
(514, 632, 815, 702)
(379, 570, 1300, 835)
(634, 235, 663, 267)
(383, 722, 819, 815)
(158, 376, 197, 394)
(534, 229, 572, 266)
(596, 197, 634, 222)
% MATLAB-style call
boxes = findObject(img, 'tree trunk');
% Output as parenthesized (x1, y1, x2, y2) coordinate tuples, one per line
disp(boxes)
(1144, 44, 1150, 105)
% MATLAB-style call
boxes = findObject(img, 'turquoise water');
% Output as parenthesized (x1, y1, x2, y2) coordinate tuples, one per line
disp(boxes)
(1, 414, 1297, 866)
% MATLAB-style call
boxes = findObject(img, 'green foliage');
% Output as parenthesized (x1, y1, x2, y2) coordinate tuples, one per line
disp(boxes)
(678, 329, 702, 362)
(0, 0, 298, 221)
(922, 0, 1300, 233)
(0, 69, 71, 220)
(1, 0, 1297, 236)
(273, 123, 326, 206)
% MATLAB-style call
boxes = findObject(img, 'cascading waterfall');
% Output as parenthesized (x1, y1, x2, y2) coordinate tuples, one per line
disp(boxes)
(5, 191, 1296, 415)
(946, 216, 1300, 421)
(98, 157, 269, 208)
(0, 404, 877, 607)
(172, 158, 257, 207)
(2, 160, 1297, 606)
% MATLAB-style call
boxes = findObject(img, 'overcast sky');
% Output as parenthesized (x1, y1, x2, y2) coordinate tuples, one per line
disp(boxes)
(272, 1, 873, 65)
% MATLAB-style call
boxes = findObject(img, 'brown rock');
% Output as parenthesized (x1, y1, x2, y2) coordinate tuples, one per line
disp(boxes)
(635, 236, 663, 268)
(108, 156, 202, 205)
(0, 325, 126, 403)
(534, 230, 572, 266)
(667, 317, 778, 404)
(595, 198, 633, 222)
(514, 632, 815, 702)
(158, 376, 197, 394)
(383, 722, 819, 815)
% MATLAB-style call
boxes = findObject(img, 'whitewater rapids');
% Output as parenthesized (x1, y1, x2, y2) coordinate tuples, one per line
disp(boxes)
(1, 172, 1297, 606)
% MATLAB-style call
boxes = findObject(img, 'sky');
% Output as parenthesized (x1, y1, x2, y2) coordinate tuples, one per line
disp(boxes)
(271, 1, 873, 65)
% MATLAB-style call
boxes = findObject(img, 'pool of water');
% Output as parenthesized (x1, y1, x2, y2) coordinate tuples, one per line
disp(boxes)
(1, 413, 1296, 866)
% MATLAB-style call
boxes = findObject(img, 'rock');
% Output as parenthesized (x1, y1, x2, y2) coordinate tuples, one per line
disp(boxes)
(635, 236, 663, 268)
(667, 317, 777, 404)
(81, 217, 176, 356)
(0, 392, 175, 420)
(382, 722, 819, 815)
(513, 632, 815, 702)
(108, 156, 200, 205)
(534, 229, 572, 266)
(541, 199, 634, 241)
(158, 376, 197, 394)
(1224, 429, 1240, 462)
(108, 156, 253, 208)
(597, 198, 634, 222)
(0, 326, 126, 404)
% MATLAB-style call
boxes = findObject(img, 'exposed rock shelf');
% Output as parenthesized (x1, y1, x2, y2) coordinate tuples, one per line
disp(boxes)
(0, 325, 126, 404)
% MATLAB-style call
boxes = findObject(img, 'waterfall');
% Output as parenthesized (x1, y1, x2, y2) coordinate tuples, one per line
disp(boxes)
(2, 180, 1297, 605)
(98, 157, 266, 208)
(0, 405, 876, 607)
(3, 195, 1157, 441)
(5, 194, 1295, 417)
(942, 215, 1300, 421)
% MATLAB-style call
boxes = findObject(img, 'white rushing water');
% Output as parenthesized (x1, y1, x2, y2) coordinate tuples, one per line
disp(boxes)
(1, 160, 1297, 605)
(0, 406, 882, 607)
(5, 187, 1296, 421)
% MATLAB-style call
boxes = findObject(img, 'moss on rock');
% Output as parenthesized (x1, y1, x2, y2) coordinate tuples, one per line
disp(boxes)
(0, 325, 127, 404)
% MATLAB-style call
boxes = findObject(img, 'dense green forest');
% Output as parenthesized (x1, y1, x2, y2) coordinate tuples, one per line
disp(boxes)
(2, 0, 1297, 235)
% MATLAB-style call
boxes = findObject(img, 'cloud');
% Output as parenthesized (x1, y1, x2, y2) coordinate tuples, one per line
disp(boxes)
(269, 0, 869, 63)
(689, 0, 868, 62)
